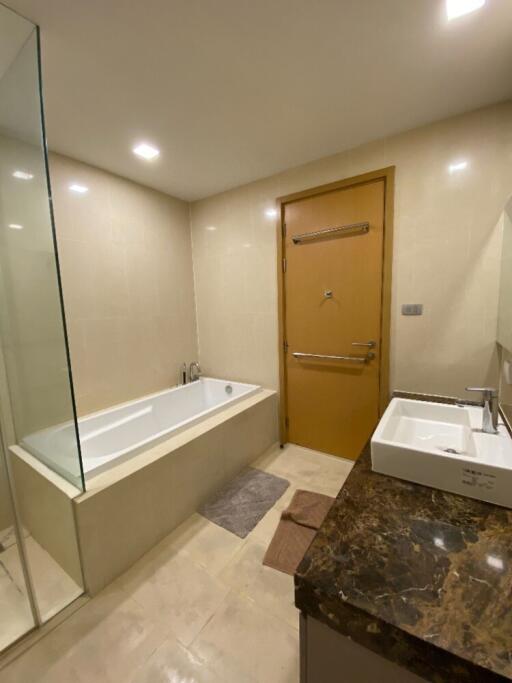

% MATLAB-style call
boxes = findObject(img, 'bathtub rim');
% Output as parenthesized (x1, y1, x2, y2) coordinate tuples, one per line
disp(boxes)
(78, 377, 262, 477)
(80, 387, 276, 494)
(78, 376, 260, 426)
(21, 377, 261, 485)
(13, 388, 276, 496)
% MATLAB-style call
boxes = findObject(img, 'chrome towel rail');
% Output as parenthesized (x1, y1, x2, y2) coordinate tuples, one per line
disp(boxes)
(292, 221, 369, 244)
(292, 351, 374, 364)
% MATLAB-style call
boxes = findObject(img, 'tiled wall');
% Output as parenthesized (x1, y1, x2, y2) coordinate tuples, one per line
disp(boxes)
(50, 153, 198, 416)
(190, 102, 512, 399)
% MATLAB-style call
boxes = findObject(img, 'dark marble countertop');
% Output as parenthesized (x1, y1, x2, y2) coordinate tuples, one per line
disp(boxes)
(295, 442, 512, 682)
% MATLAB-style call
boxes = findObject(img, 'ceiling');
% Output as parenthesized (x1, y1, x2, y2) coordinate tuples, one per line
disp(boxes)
(4, 0, 512, 200)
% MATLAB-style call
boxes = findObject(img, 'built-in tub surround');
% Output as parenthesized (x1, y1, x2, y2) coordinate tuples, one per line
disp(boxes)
(23, 378, 260, 482)
(16, 386, 278, 596)
(190, 101, 512, 398)
(74, 388, 277, 594)
(49, 152, 198, 417)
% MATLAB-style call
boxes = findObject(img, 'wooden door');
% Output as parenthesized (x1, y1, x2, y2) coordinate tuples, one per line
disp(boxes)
(282, 178, 386, 460)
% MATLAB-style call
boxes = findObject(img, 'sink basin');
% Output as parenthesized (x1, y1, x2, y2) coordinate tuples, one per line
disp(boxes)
(371, 398, 512, 508)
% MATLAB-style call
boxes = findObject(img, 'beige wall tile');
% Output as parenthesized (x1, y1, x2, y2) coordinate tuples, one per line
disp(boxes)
(190, 102, 512, 399)
(10, 451, 83, 587)
(50, 153, 199, 415)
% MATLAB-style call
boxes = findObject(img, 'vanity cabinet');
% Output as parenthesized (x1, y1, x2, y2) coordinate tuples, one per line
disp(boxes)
(300, 615, 427, 683)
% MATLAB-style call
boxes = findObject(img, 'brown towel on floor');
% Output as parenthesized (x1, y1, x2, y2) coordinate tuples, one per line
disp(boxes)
(263, 490, 334, 576)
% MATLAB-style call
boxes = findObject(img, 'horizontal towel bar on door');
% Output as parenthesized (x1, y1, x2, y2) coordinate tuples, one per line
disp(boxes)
(292, 351, 374, 364)
(291, 221, 369, 244)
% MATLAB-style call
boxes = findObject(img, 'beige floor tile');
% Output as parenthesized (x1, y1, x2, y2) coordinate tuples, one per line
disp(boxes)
(0, 525, 28, 551)
(253, 443, 327, 479)
(250, 505, 283, 544)
(130, 636, 223, 683)
(2, 536, 83, 623)
(1, 442, 347, 680)
(219, 537, 299, 630)
(114, 543, 230, 647)
(0, 585, 166, 683)
(163, 513, 244, 575)
(304, 473, 349, 498)
(272, 484, 307, 512)
(190, 592, 299, 683)
(254, 444, 352, 498)
(0, 562, 35, 652)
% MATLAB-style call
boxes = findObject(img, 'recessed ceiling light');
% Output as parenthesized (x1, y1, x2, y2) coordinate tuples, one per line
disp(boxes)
(69, 183, 89, 194)
(265, 208, 278, 219)
(12, 170, 33, 180)
(8, 223, 23, 230)
(133, 143, 160, 160)
(206, 225, 217, 232)
(243, 243, 252, 248)
(448, 160, 468, 173)
(446, 0, 485, 20)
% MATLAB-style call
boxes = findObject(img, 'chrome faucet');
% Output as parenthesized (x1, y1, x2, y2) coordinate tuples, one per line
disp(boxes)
(189, 361, 202, 382)
(465, 387, 499, 434)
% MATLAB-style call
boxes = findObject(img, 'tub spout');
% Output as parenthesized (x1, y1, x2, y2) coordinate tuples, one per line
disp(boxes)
(189, 362, 202, 382)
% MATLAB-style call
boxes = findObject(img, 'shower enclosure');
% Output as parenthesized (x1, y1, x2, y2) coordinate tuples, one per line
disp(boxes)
(0, 3, 84, 652)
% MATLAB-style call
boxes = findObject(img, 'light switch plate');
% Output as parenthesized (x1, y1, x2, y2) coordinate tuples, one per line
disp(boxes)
(402, 304, 423, 316)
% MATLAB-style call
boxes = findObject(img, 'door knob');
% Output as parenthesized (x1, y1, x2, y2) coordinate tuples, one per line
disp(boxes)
(352, 340, 376, 349)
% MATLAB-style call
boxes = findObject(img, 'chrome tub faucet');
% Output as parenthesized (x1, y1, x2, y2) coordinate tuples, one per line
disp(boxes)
(189, 361, 202, 382)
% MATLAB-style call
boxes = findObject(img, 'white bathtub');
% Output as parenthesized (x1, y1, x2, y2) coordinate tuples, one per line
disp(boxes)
(22, 378, 260, 483)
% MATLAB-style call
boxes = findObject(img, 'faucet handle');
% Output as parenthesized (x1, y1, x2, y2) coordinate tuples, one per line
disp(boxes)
(465, 387, 498, 399)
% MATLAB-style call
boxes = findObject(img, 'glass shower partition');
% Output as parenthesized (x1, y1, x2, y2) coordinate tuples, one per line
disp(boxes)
(0, 3, 85, 651)
(0, 12, 84, 489)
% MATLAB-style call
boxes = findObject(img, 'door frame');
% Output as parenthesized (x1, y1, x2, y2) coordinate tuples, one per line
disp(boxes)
(276, 166, 395, 445)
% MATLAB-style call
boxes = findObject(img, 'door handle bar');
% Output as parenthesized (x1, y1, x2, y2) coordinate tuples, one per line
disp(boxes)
(292, 352, 375, 364)
(291, 221, 369, 244)
(351, 340, 376, 349)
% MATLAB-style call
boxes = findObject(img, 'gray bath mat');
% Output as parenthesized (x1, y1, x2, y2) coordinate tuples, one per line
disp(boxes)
(199, 468, 290, 538)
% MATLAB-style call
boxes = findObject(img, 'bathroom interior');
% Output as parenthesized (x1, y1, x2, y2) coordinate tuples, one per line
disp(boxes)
(0, 0, 511, 681)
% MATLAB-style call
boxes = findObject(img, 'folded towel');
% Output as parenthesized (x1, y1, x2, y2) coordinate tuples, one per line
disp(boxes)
(263, 489, 334, 576)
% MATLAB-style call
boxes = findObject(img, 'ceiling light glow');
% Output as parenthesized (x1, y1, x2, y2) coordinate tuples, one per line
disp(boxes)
(448, 160, 468, 174)
(12, 170, 34, 180)
(8, 223, 23, 230)
(69, 183, 89, 194)
(205, 225, 217, 232)
(446, 0, 485, 20)
(265, 208, 278, 219)
(133, 143, 160, 160)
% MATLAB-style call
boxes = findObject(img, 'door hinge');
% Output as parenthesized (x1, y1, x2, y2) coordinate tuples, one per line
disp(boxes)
(283, 339, 289, 353)
(282, 222, 286, 238)
(282, 258, 287, 273)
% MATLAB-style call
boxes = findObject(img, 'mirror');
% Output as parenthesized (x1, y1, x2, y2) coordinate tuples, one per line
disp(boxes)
(497, 197, 512, 352)
(497, 197, 512, 428)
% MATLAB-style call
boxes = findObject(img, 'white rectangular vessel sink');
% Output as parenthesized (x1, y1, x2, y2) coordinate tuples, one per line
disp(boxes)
(371, 398, 512, 508)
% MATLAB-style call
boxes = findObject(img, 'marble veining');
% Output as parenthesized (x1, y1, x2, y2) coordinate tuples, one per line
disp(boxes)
(295, 443, 512, 682)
